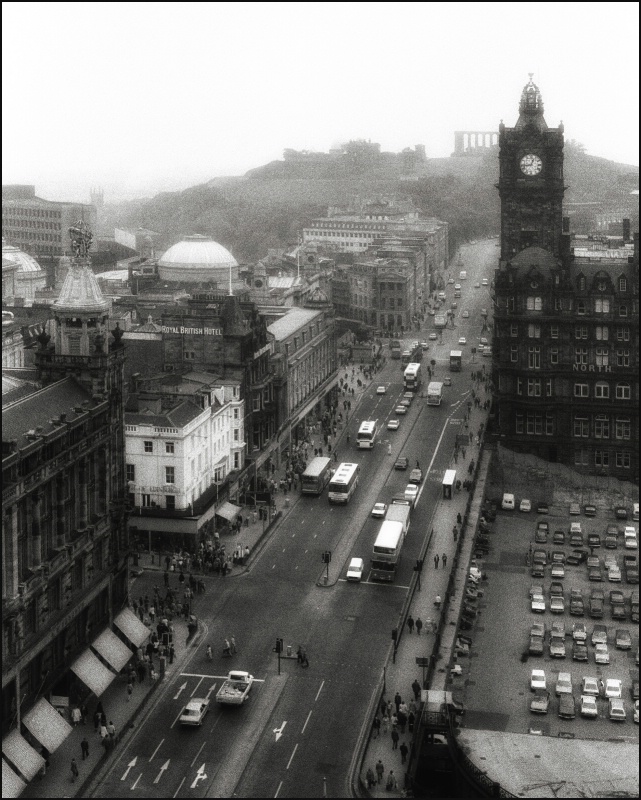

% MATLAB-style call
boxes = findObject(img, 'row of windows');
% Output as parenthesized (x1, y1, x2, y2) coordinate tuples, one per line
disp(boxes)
(3, 208, 63, 219)
(573, 382, 631, 400)
(508, 323, 632, 339)
(573, 415, 631, 440)
(3, 220, 62, 230)
(509, 345, 631, 367)
(4, 229, 63, 243)
(574, 449, 632, 469)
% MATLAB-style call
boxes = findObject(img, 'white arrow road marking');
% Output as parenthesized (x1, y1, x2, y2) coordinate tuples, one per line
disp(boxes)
(190, 764, 208, 789)
(173, 682, 187, 700)
(120, 756, 137, 781)
(153, 759, 170, 784)
(273, 721, 287, 741)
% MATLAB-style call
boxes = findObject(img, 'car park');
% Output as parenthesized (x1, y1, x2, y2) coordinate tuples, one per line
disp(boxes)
(582, 676, 600, 696)
(555, 672, 572, 695)
(572, 622, 587, 642)
(588, 533, 601, 549)
(395, 405, 408, 415)
(530, 689, 550, 713)
(387, 419, 400, 431)
(594, 643, 610, 664)
(530, 669, 546, 690)
(550, 581, 563, 597)
(607, 565, 622, 582)
(570, 503, 581, 516)
(520, 498, 532, 512)
(553, 530, 565, 546)
(591, 624, 608, 645)
(376, 385, 386, 394)
(569, 531, 584, 548)
(558, 694, 576, 719)
(550, 595, 565, 613)
(346, 557, 364, 581)
(572, 642, 588, 661)
(404, 484, 419, 507)
(609, 698, 626, 721)
(551, 564, 565, 580)
(409, 468, 423, 484)
(371, 502, 387, 518)
(567, 548, 588, 566)
(531, 593, 546, 613)
(615, 629, 631, 649)
(394, 456, 409, 469)
(589, 590, 604, 617)
(549, 636, 566, 658)
(605, 532, 618, 549)
(584, 504, 597, 517)
(179, 698, 210, 726)
(537, 502, 549, 514)
(580, 695, 598, 718)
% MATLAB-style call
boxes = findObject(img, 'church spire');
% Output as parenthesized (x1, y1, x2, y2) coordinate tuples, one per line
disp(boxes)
(515, 74, 548, 131)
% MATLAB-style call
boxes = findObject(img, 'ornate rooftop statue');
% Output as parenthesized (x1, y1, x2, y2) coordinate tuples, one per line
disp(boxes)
(68, 220, 93, 257)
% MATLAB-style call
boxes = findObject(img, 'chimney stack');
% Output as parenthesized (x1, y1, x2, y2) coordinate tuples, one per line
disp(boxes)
(622, 218, 630, 243)
(562, 216, 571, 234)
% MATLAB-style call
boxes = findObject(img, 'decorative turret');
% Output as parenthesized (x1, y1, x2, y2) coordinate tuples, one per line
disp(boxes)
(515, 74, 548, 131)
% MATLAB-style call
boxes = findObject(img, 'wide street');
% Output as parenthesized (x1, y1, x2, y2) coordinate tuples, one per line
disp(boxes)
(91, 241, 498, 798)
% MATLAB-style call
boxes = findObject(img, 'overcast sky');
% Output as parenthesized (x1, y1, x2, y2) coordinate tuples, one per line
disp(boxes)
(2, 1, 638, 203)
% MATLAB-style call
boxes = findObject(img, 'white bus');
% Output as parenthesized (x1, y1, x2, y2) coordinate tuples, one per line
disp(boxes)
(300, 456, 333, 495)
(403, 362, 422, 392)
(357, 420, 378, 449)
(328, 462, 360, 504)
(371, 520, 405, 581)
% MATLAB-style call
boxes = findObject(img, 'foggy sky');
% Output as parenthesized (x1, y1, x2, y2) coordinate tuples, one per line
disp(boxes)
(2, 1, 638, 204)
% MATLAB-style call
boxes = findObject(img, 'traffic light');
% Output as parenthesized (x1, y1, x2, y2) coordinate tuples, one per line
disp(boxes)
(275, 638, 283, 653)
(391, 628, 398, 642)
(322, 551, 331, 564)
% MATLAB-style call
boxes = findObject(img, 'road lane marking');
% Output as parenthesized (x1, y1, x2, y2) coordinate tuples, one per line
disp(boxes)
(149, 740, 163, 761)
(120, 757, 137, 780)
(132, 771, 142, 789)
(315, 681, 325, 702)
(286, 743, 298, 770)
(190, 763, 208, 789)
(301, 709, 313, 734)
(153, 759, 170, 784)
(174, 776, 186, 797)
(180, 673, 265, 682)
(275, 780, 283, 797)
(173, 681, 188, 700)
(274, 721, 287, 741)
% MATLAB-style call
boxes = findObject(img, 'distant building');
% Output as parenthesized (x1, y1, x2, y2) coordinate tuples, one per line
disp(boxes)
(2, 241, 47, 306)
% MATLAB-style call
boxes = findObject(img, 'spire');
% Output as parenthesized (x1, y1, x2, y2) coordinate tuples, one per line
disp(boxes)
(515, 74, 548, 131)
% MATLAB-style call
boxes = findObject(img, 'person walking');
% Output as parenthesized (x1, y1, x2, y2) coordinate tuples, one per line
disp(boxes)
(366, 767, 376, 789)
(407, 614, 415, 634)
(400, 741, 409, 765)
(434, 553, 440, 569)
(442, 553, 447, 567)
(394, 691, 402, 713)
(375, 759, 385, 784)
(415, 616, 423, 636)
(223, 638, 231, 657)
(107, 721, 116, 739)
(386, 770, 398, 791)
(412, 678, 421, 700)
(372, 716, 381, 739)
(127, 681, 133, 702)
(230, 636, 237, 654)
(391, 728, 399, 750)
(81, 737, 89, 760)
(71, 758, 79, 783)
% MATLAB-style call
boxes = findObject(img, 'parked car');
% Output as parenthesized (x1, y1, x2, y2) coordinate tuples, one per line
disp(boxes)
(594, 643, 610, 664)
(520, 498, 532, 513)
(605, 678, 622, 698)
(558, 694, 576, 719)
(605, 532, 619, 549)
(569, 532, 584, 548)
(570, 503, 581, 516)
(532, 549, 547, 565)
(591, 624, 608, 645)
(584, 504, 597, 517)
(501, 493, 515, 510)
(529, 583, 544, 598)
(582, 676, 600, 696)
(570, 521, 582, 535)
(555, 672, 573, 695)
(549, 581, 564, 597)
(550, 595, 565, 613)
(572, 642, 588, 661)
(589, 592, 604, 618)
(553, 530, 566, 546)
(529, 634, 545, 655)
(530, 669, 546, 691)
(615, 506, 628, 520)
(588, 533, 601, 549)
(615, 629, 632, 649)
(588, 565, 603, 582)
(570, 595, 585, 616)
(580, 694, 598, 718)
(608, 565, 622, 582)
(551, 564, 565, 580)
(530, 689, 550, 714)
(549, 636, 566, 658)
(552, 551, 566, 564)
(572, 622, 587, 642)
(531, 593, 546, 613)
(530, 621, 545, 639)
(409, 468, 423, 484)
(609, 698, 626, 721)
(611, 603, 626, 621)
(567, 548, 588, 565)
(537, 502, 549, 514)
(624, 526, 638, 549)
(535, 528, 548, 544)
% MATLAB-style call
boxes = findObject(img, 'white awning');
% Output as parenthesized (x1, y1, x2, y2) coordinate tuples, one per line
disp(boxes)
(22, 698, 72, 753)
(2, 759, 28, 799)
(70, 649, 116, 697)
(215, 501, 241, 522)
(2, 729, 45, 782)
(114, 608, 150, 648)
(91, 628, 133, 672)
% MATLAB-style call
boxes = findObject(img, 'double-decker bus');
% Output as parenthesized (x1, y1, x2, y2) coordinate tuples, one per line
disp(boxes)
(449, 350, 462, 372)
(357, 420, 378, 449)
(403, 363, 422, 392)
(328, 463, 360, 504)
(371, 520, 405, 581)
(300, 456, 333, 495)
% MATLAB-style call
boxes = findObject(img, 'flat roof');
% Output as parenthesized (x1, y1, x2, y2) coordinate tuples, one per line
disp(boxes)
(267, 307, 321, 341)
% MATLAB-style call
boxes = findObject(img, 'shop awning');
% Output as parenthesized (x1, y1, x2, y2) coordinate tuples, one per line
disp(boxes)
(91, 629, 133, 673)
(2, 759, 28, 799)
(70, 649, 116, 697)
(114, 608, 150, 648)
(22, 698, 72, 753)
(2, 729, 45, 782)
(215, 501, 241, 522)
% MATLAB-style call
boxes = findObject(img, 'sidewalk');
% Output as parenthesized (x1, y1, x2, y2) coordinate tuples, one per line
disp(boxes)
(357, 374, 492, 796)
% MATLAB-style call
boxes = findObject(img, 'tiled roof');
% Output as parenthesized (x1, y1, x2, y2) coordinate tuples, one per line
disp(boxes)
(125, 400, 204, 430)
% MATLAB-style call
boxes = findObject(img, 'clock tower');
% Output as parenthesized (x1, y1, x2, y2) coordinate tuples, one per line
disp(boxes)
(497, 76, 565, 262)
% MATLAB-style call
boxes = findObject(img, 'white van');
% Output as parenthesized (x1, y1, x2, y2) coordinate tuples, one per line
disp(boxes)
(459, 270, 467, 280)
(346, 558, 364, 581)
(501, 493, 515, 510)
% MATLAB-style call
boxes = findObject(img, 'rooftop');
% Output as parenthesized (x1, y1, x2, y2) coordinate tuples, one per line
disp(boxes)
(267, 307, 322, 341)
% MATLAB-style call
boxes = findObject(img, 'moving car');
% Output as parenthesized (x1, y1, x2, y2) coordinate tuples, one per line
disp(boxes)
(594, 643, 610, 664)
(530, 690, 550, 714)
(409, 468, 423, 484)
(520, 498, 532, 513)
(346, 557, 364, 582)
(605, 678, 622, 698)
(395, 405, 408, 415)
(376, 385, 386, 395)
(387, 419, 400, 431)
(615, 629, 632, 649)
(609, 698, 626, 721)
(530, 669, 546, 691)
(371, 502, 387, 518)
(580, 695, 598, 718)
(404, 483, 419, 507)
(555, 672, 572, 696)
(179, 698, 210, 726)
(394, 456, 409, 470)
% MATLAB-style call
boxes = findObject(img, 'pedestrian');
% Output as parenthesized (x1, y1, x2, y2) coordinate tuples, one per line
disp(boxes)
(394, 691, 402, 713)
(223, 638, 231, 656)
(415, 616, 423, 635)
(372, 716, 381, 739)
(442, 553, 447, 567)
(376, 760, 385, 784)
(391, 728, 399, 750)
(388, 443, 392, 455)
(408, 711, 415, 733)
(80, 703, 88, 724)
(99, 723, 108, 740)
(107, 720, 116, 738)
(412, 678, 421, 700)
(81, 737, 89, 760)
(381, 713, 389, 735)
(434, 553, 439, 569)
(400, 741, 409, 764)
(230, 636, 237, 654)
(366, 767, 376, 789)
(386, 770, 398, 791)
(127, 681, 133, 702)
(407, 614, 414, 634)
(380, 696, 387, 717)
(71, 758, 79, 783)
(94, 709, 101, 732)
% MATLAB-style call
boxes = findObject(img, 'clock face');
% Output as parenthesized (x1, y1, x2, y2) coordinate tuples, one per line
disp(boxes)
(520, 154, 542, 175)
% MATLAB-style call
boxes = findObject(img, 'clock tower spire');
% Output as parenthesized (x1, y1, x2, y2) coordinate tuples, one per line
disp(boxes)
(497, 76, 565, 261)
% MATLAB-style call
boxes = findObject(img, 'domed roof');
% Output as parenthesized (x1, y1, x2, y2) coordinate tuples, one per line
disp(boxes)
(2, 240, 45, 274)
(157, 235, 238, 284)
(159, 235, 237, 269)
